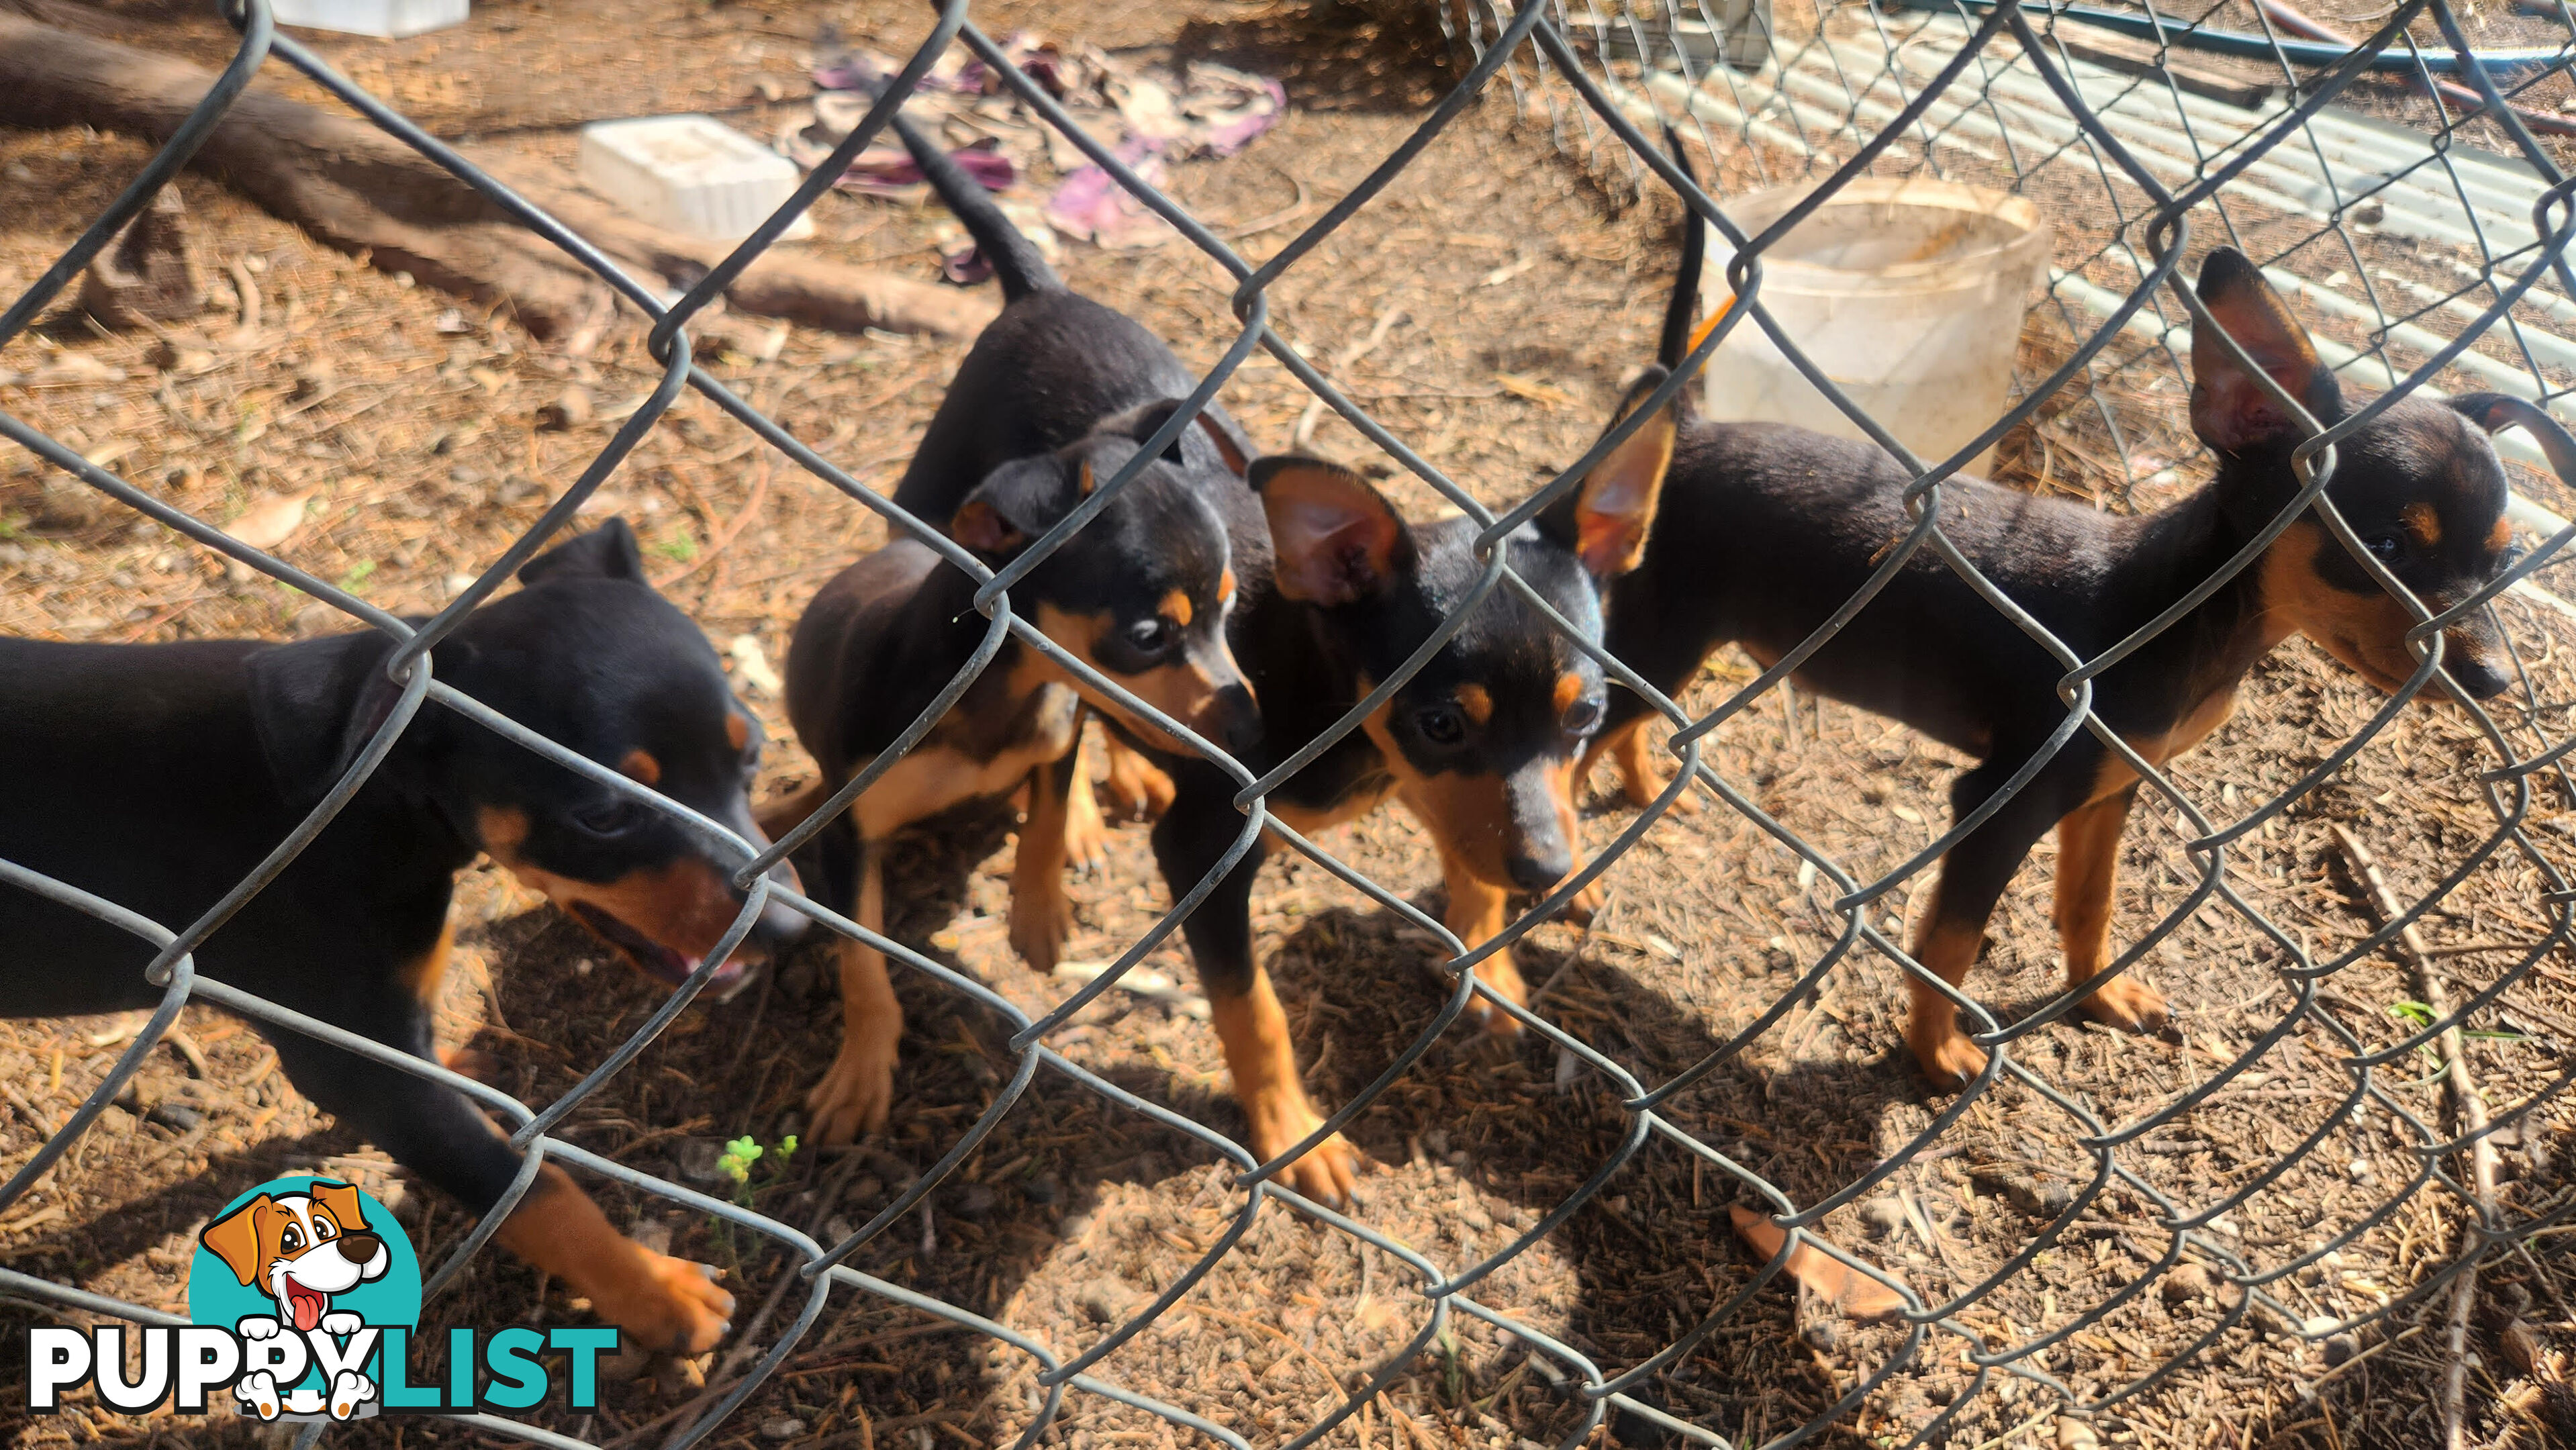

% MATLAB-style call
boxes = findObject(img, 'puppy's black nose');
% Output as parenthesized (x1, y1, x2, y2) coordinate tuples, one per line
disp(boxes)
(2449, 654, 2513, 699)
(1505, 849, 1570, 895)
(338, 1232, 383, 1263)
(1217, 687, 1264, 757)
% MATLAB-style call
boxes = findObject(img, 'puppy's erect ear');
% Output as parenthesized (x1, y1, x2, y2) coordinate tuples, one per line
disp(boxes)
(950, 499, 1024, 554)
(247, 628, 444, 811)
(1539, 367, 1676, 579)
(2190, 247, 2344, 454)
(951, 456, 1074, 558)
(200, 1194, 276, 1287)
(518, 518, 647, 587)
(1099, 398, 1255, 477)
(1251, 456, 1413, 606)
(308, 1180, 370, 1239)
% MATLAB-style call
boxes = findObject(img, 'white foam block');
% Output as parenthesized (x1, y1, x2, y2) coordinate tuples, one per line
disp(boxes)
(269, 0, 465, 39)
(579, 115, 809, 242)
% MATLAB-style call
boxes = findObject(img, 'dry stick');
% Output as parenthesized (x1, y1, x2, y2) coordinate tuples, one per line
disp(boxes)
(2330, 823, 2499, 1450)
(1292, 303, 1408, 452)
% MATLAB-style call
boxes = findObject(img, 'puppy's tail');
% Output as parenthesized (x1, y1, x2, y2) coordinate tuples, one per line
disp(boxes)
(1658, 124, 1706, 377)
(890, 110, 1061, 302)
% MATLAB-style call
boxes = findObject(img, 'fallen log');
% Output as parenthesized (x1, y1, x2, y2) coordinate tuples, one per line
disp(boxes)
(0, 15, 993, 342)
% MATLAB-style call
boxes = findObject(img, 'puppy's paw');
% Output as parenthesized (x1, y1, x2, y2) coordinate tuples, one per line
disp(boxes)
(235, 1316, 282, 1342)
(1241, 1086, 1362, 1210)
(1461, 953, 1529, 1039)
(2082, 975, 2167, 1036)
(1103, 746, 1177, 822)
(1008, 887, 1076, 975)
(598, 1251, 735, 1357)
(1908, 1023, 1990, 1092)
(320, 1310, 363, 1338)
(806, 1036, 897, 1147)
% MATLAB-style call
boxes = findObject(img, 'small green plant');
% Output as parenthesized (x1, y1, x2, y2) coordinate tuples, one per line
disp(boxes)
(651, 531, 698, 563)
(717, 1132, 798, 1198)
(336, 559, 377, 593)
(2387, 1000, 2526, 1067)
(709, 1132, 799, 1265)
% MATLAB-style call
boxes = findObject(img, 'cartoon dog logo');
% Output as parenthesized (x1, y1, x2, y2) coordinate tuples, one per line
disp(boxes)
(197, 1180, 387, 1420)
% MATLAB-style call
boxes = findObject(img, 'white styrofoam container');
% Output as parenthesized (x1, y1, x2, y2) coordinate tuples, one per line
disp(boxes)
(579, 116, 808, 242)
(269, 0, 465, 39)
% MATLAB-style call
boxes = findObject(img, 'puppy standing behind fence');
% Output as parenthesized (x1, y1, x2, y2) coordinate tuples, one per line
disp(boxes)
(1586, 155, 2522, 1087)
(0, 520, 804, 1353)
(814, 110, 1670, 1203)
(763, 110, 1266, 1149)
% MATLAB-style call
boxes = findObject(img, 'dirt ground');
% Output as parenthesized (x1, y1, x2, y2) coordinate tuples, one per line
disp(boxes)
(9, 1, 2576, 1447)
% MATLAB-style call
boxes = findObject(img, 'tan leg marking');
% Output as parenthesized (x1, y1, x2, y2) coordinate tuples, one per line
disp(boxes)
(2054, 788, 2165, 1036)
(1586, 715, 1697, 815)
(1435, 840, 1525, 1037)
(755, 779, 831, 843)
(495, 1162, 734, 1354)
(1063, 732, 1110, 873)
(1009, 761, 1076, 974)
(1099, 732, 1178, 822)
(1905, 916, 1991, 1090)
(1209, 969, 1358, 1206)
(807, 849, 903, 1146)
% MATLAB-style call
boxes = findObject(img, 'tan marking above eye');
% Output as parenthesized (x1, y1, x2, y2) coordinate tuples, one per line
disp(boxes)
(1219, 568, 1237, 605)
(1454, 683, 1493, 726)
(2401, 501, 2442, 548)
(2489, 514, 2516, 553)
(477, 805, 530, 861)
(621, 749, 662, 787)
(1160, 590, 1194, 629)
(1554, 672, 1586, 716)
(726, 713, 751, 752)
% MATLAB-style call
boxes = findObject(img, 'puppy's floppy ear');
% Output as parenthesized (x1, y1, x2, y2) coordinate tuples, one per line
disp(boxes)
(1538, 366, 1676, 579)
(950, 456, 1072, 558)
(518, 518, 647, 587)
(1100, 397, 1253, 477)
(200, 1194, 276, 1287)
(2190, 247, 2343, 454)
(308, 1180, 371, 1237)
(1251, 456, 1413, 606)
(247, 628, 454, 810)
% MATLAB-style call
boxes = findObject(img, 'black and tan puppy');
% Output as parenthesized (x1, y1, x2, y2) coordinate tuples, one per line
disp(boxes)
(0, 520, 802, 1352)
(846, 124, 1669, 1204)
(767, 111, 1263, 1147)
(1140, 450, 1668, 1202)
(1588, 195, 2519, 1087)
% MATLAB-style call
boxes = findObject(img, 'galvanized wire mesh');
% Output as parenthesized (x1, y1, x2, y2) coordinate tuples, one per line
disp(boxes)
(9, 0, 2576, 1444)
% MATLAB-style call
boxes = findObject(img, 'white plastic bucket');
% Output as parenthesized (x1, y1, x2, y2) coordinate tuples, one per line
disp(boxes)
(1699, 177, 2052, 477)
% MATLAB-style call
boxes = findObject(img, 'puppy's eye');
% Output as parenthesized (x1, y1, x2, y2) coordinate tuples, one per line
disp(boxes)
(575, 798, 649, 835)
(312, 1218, 336, 1239)
(1126, 618, 1174, 653)
(1415, 706, 1466, 746)
(279, 1226, 302, 1253)
(1563, 696, 1604, 735)
(2365, 534, 2404, 562)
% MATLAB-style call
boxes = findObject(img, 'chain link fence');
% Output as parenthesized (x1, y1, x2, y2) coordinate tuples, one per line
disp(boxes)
(10, 0, 2576, 1444)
